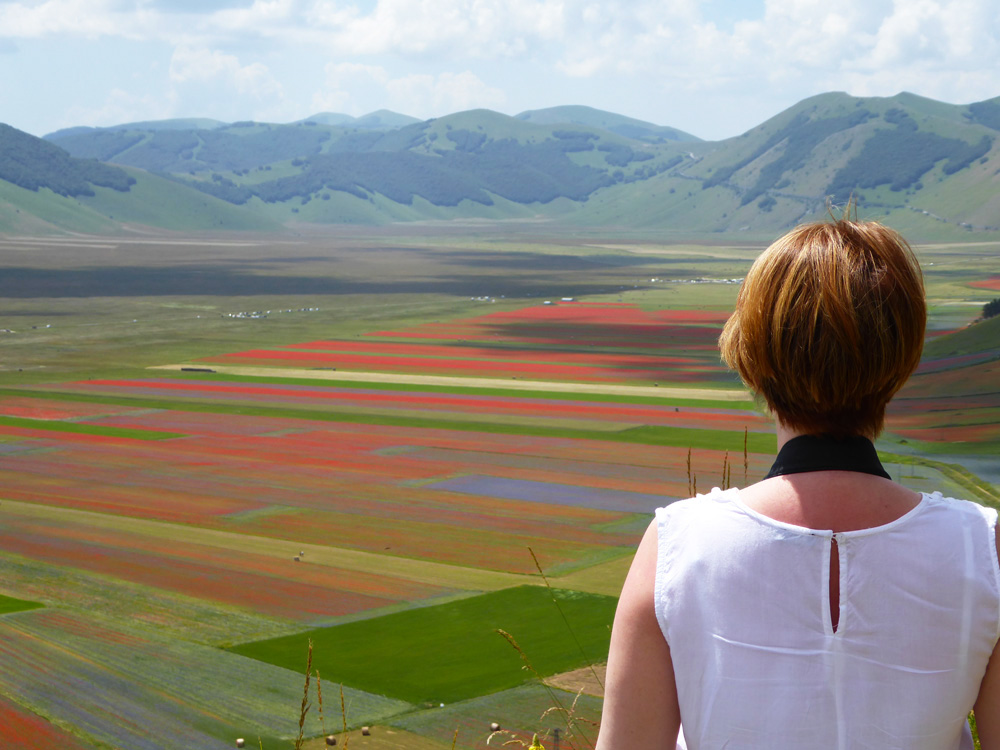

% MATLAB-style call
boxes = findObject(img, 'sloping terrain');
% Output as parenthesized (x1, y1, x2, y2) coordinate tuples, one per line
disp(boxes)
(514, 104, 700, 143)
(4, 92, 1000, 235)
(887, 313, 1000, 455)
(574, 92, 1000, 237)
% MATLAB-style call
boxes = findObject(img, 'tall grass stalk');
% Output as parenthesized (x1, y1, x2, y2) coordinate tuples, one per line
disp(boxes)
(528, 547, 604, 691)
(316, 669, 325, 736)
(743, 426, 749, 484)
(294, 640, 313, 750)
(495, 629, 595, 749)
(340, 683, 350, 750)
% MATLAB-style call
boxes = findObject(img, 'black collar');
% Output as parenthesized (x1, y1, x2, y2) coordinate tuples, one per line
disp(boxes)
(764, 434, 891, 480)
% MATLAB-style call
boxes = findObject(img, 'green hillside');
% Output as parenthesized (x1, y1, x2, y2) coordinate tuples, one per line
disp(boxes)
(44, 118, 228, 141)
(77, 168, 281, 231)
(515, 105, 700, 143)
(922, 312, 1000, 359)
(0, 123, 277, 233)
(46, 109, 686, 223)
(572, 91, 1000, 239)
(7, 92, 1000, 235)
(0, 177, 119, 234)
(297, 109, 421, 129)
(49, 121, 335, 173)
(0, 123, 135, 197)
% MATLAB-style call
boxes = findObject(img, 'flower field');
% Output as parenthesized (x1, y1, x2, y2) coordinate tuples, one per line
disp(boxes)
(3, 228, 998, 748)
(62, 376, 768, 432)
(5, 293, 992, 748)
(888, 316, 1000, 452)
(202, 302, 739, 385)
(0, 308, 766, 746)
(0, 380, 765, 580)
(34, 292, 998, 746)
(970, 276, 1000, 291)
(0, 692, 96, 750)
(0, 608, 408, 750)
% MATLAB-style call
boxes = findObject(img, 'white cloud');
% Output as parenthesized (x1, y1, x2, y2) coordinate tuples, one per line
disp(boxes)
(865, 0, 999, 68)
(59, 87, 176, 129)
(6, 0, 998, 97)
(0, 0, 152, 38)
(202, 0, 300, 36)
(552, 0, 1000, 109)
(5, 0, 1000, 138)
(169, 44, 283, 98)
(385, 71, 507, 117)
(748, 0, 1000, 105)
(311, 62, 505, 117)
(310, 62, 389, 113)
(320, 0, 566, 57)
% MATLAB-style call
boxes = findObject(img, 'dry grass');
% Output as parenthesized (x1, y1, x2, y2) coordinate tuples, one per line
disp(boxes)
(543, 665, 606, 699)
(295, 642, 314, 750)
(150, 364, 752, 401)
(549, 557, 632, 597)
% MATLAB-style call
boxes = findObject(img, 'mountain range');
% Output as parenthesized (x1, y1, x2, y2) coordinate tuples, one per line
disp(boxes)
(2, 93, 1000, 238)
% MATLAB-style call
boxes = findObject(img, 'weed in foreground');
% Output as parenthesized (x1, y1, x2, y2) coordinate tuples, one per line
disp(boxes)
(493, 628, 596, 749)
(294, 640, 313, 750)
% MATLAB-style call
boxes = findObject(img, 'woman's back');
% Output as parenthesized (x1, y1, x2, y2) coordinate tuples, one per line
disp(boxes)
(656, 487, 1000, 749)
(595, 219, 1000, 749)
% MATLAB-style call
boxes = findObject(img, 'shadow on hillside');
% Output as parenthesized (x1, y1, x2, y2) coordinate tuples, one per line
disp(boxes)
(408, 249, 684, 271)
(477, 320, 723, 346)
(409, 248, 740, 272)
(465, 321, 733, 376)
(0, 265, 643, 298)
(0, 310, 76, 316)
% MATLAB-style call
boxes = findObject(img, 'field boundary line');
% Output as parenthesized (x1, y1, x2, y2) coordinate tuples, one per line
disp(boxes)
(150, 364, 752, 401)
(0, 499, 535, 591)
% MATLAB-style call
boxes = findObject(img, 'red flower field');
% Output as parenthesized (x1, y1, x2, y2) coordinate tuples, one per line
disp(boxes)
(0, 693, 93, 750)
(970, 276, 1000, 292)
(201, 302, 737, 385)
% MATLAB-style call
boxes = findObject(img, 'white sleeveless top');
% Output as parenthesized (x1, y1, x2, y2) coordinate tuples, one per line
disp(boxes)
(654, 488, 1000, 750)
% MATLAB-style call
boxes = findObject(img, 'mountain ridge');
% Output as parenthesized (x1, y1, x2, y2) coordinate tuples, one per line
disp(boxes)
(5, 92, 1000, 236)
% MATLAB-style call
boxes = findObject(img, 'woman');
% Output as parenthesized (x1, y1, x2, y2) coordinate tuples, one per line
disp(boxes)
(596, 219, 1000, 749)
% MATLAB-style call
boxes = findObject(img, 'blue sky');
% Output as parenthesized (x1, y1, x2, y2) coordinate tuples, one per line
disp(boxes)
(2, 0, 999, 140)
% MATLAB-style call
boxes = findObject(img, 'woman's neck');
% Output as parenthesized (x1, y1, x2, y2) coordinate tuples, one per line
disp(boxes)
(738, 423, 921, 533)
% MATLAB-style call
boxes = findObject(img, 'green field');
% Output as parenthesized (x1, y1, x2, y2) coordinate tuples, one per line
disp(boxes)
(231, 586, 617, 706)
(0, 592, 44, 615)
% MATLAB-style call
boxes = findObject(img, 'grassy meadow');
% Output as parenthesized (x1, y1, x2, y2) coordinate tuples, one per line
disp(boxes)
(0, 227, 997, 748)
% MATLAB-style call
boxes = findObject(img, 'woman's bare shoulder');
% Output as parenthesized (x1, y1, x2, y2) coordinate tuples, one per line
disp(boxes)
(734, 474, 922, 532)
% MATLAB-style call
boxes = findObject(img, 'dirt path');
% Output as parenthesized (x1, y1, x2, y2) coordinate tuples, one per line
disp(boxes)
(545, 664, 607, 698)
(151, 364, 752, 402)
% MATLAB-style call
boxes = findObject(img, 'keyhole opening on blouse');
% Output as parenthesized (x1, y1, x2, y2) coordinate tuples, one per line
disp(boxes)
(829, 537, 840, 633)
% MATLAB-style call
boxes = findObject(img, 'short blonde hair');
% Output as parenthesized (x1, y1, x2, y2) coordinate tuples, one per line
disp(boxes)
(719, 219, 926, 438)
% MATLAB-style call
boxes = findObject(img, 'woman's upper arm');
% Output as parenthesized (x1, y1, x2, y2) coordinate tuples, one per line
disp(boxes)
(973, 522, 1000, 748)
(596, 518, 681, 750)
